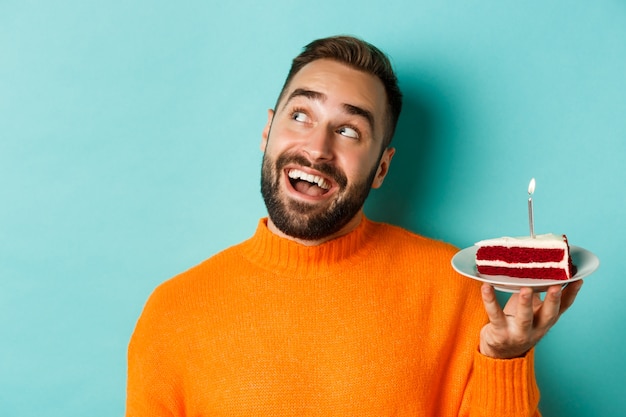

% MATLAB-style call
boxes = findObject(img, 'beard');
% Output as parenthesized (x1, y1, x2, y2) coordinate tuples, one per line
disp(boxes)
(260, 151, 380, 241)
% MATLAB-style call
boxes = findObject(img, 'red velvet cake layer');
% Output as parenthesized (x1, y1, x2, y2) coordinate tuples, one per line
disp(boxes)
(476, 265, 570, 280)
(476, 247, 565, 263)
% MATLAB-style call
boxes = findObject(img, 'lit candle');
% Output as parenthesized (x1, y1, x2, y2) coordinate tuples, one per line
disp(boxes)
(528, 178, 536, 238)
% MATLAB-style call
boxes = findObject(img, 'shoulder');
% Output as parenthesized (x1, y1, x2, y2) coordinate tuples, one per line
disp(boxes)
(138, 239, 249, 319)
(366, 219, 458, 255)
(157, 241, 246, 296)
(361, 219, 482, 302)
(362, 219, 466, 283)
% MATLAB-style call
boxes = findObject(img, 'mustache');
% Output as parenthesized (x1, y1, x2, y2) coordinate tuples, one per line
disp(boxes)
(275, 153, 348, 188)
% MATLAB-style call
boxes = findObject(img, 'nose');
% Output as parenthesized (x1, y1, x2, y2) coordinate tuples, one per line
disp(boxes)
(302, 126, 334, 162)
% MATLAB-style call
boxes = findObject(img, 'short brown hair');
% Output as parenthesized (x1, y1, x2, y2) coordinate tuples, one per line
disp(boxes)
(275, 35, 403, 148)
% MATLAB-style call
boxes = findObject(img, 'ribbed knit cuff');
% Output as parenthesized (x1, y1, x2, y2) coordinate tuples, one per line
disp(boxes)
(471, 348, 540, 416)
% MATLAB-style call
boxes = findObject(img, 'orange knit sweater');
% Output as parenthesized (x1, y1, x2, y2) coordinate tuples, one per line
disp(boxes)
(127, 218, 540, 416)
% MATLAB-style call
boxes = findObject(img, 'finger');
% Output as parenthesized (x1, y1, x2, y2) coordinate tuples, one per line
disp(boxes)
(531, 293, 543, 314)
(535, 284, 562, 328)
(514, 287, 535, 331)
(481, 283, 507, 327)
(559, 279, 583, 315)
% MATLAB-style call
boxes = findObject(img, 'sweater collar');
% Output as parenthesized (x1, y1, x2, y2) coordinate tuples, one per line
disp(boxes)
(241, 217, 377, 277)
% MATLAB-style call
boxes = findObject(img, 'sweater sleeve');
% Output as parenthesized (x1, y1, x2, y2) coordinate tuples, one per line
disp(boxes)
(126, 284, 185, 417)
(460, 348, 541, 417)
(437, 240, 542, 417)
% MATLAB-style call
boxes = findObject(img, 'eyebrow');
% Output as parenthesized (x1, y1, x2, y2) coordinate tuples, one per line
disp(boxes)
(284, 88, 376, 135)
(285, 88, 325, 104)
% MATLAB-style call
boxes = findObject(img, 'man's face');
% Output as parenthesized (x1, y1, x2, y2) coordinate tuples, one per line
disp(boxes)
(260, 59, 395, 242)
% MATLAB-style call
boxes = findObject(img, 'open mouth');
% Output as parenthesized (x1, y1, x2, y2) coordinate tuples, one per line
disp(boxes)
(287, 168, 332, 197)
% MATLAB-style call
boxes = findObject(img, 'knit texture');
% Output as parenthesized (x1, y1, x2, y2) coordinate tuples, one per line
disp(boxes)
(127, 218, 540, 416)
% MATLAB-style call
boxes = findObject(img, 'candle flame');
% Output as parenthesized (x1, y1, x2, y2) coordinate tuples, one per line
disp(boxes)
(528, 178, 536, 195)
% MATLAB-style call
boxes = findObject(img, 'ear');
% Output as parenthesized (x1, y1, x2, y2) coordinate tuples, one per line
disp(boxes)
(260, 109, 275, 152)
(371, 147, 395, 189)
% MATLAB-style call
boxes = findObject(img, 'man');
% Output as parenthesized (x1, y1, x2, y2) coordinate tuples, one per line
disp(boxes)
(126, 35, 582, 416)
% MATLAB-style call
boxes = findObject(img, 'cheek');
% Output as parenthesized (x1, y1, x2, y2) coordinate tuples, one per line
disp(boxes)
(341, 153, 378, 183)
(264, 128, 300, 155)
(262, 135, 287, 159)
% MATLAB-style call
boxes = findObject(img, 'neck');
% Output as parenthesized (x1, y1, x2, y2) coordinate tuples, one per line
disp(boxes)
(266, 211, 365, 246)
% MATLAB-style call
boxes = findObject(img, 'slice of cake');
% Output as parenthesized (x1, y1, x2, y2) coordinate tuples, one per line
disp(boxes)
(475, 234, 577, 280)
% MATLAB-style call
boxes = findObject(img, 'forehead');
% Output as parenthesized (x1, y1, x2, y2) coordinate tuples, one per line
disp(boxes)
(280, 60, 388, 134)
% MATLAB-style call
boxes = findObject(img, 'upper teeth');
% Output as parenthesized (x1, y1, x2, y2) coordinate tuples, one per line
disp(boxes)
(288, 169, 331, 190)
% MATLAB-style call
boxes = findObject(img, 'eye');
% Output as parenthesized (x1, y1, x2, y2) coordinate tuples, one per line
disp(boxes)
(337, 125, 360, 139)
(291, 110, 309, 123)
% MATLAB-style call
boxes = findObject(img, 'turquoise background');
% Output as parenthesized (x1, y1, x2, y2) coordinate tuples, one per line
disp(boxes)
(2, 1, 624, 415)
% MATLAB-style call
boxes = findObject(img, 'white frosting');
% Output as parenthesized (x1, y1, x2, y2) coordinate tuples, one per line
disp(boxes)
(475, 259, 569, 269)
(475, 233, 567, 249)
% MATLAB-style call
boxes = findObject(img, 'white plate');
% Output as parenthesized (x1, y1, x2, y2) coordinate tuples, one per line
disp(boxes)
(451, 245, 599, 293)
